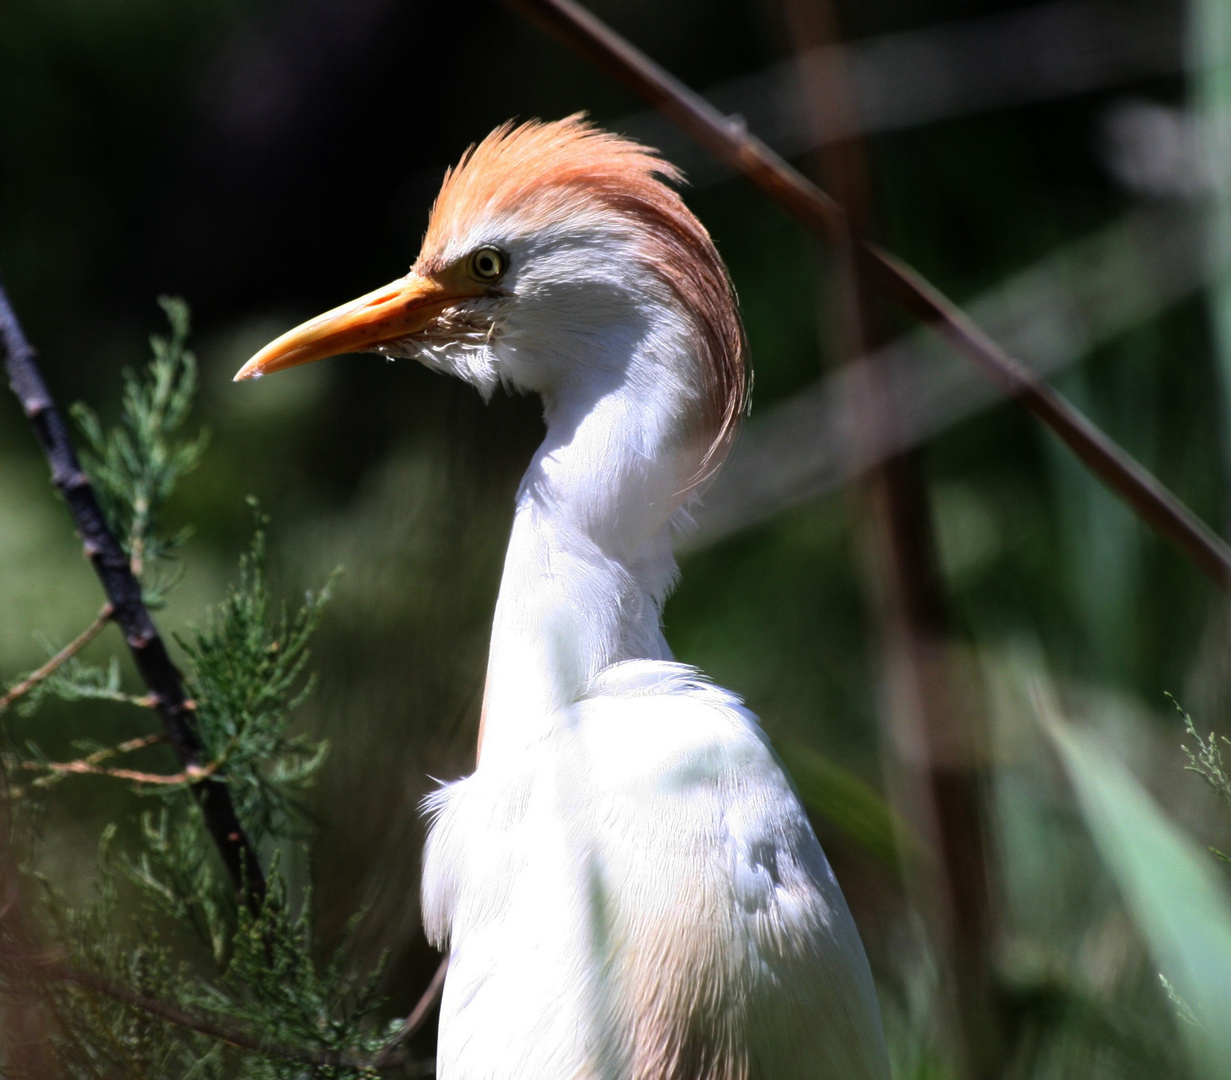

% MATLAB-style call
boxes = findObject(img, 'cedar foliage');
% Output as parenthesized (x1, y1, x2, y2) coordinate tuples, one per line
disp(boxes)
(0, 301, 417, 1078)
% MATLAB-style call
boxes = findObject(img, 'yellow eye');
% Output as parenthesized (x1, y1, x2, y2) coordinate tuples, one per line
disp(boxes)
(468, 246, 507, 282)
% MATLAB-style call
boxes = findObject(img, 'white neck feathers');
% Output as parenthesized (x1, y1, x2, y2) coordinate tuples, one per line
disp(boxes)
(476, 337, 702, 765)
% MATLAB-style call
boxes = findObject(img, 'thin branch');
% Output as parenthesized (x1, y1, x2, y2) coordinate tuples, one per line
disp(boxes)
(43, 690, 161, 710)
(0, 279, 267, 912)
(499, 0, 1231, 590)
(866, 248, 1231, 588)
(0, 604, 113, 715)
(6, 951, 433, 1074)
(5, 732, 166, 788)
(11, 732, 220, 789)
(70, 732, 164, 760)
(371, 957, 448, 1068)
(688, 207, 1207, 549)
(24, 761, 210, 787)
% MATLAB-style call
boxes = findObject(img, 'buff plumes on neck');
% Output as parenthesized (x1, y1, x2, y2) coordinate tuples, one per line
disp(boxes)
(235, 116, 749, 487)
(423, 116, 749, 481)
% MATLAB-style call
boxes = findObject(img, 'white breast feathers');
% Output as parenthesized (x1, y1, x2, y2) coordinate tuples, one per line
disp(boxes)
(421, 660, 891, 1080)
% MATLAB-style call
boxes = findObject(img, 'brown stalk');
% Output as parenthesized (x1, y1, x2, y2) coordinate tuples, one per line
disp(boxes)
(499, 0, 1231, 590)
(780, 2, 1002, 1074)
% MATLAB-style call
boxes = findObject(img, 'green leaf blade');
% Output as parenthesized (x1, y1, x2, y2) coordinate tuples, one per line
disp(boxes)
(1042, 704, 1231, 1080)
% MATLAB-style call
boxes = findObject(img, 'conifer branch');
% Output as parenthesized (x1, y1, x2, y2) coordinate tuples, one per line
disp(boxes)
(0, 604, 113, 715)
(7, 732, 163, 775)
(23, 759, 213, 788)
(0, 278, 267, 913)
(7, 733, 223, 789)
(0, 948, 432, 1074)
(501, 0, 1231, 590)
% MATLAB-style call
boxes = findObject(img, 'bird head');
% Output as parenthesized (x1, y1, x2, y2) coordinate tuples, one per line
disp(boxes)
(235, 116, 747, 480)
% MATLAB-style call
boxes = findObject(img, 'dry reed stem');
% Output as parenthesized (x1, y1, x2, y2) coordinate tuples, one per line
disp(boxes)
(501, 0, 1231, 590)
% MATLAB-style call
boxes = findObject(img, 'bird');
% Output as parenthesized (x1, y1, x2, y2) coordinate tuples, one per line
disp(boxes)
(236, 116, 890, 1080)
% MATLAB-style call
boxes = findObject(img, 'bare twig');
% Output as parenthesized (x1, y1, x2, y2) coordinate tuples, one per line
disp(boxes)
(10, 732, 221, 788)
(2, 951, 433, 1074)
(0, 604, 114, 715)
(688, 207, 1209, 548)
(499, 0, 1231, 590)
(0, 279, 266, 912)
(23, 760, 212, 786)
(67, 732, 164, 760)
(372, 956, 448, 1068)
(866, 249, 1231, 588)
(5, 732, 166, 789)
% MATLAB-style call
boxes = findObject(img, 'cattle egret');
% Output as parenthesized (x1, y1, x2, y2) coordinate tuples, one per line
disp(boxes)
(236, 117, 890, 1080)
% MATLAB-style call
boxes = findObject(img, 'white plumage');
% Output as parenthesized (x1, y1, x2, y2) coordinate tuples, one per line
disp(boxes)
(424, 663, 887, 1079)
(238, 116, 890, 1080)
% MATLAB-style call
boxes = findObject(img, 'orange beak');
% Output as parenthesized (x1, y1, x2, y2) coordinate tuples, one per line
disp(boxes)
(233, 271, 482, 381)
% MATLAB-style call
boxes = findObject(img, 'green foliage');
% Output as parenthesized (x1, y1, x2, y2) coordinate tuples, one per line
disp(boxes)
(1173, 694, 1231, 864)
(1174, 695, 1231, 836)
(37, 824, 233, 1079)
(178, 513, 336, 843)
(70, 296, 208, 606)
(1040, 696, 1231, 1080)
(0, 302, 413, 1077)
(209, 871, 392, 1070)
(28, 816, 400, 1079)
(19, 655, 140, 717)
(128, 809, 235, 968)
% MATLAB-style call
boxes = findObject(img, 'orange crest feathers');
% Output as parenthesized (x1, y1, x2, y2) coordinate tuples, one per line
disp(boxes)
(420, 116, 749, 479)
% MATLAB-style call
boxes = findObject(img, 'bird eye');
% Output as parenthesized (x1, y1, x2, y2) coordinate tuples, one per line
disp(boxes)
(468, 246, 507, 282)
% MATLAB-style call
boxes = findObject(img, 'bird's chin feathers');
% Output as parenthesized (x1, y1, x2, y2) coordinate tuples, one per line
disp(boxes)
(374, 299, 509, 400)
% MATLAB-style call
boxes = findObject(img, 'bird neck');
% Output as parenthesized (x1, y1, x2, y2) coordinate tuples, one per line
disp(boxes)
(477, 377, 700, 764)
